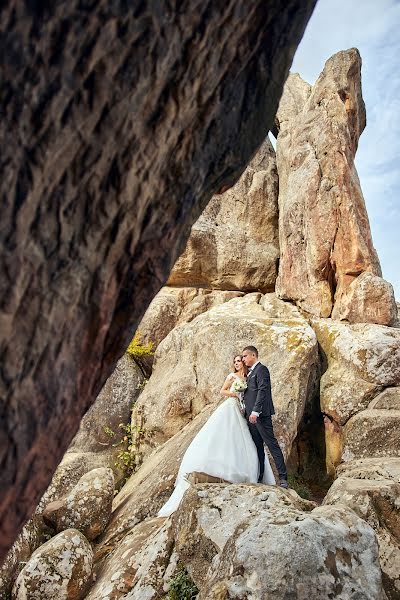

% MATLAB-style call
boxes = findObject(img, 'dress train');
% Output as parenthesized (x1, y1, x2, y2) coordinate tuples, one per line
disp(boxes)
(158, 397, 275, 517)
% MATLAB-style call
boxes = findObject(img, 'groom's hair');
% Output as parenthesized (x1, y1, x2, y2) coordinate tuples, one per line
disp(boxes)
(243, 345, 258, 357)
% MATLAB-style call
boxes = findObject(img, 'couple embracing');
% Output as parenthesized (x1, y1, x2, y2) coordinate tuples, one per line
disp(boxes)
(158, 346, 288, 517)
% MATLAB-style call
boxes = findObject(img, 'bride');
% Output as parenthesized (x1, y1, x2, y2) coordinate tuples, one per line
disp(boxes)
(158, 355, 275, 517)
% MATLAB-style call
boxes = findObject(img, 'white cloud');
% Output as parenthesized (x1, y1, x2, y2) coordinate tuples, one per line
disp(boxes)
(292, 0, 400, 298)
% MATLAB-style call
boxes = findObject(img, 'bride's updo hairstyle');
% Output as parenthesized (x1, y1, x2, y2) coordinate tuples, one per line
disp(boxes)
(233, 355, 248, 376)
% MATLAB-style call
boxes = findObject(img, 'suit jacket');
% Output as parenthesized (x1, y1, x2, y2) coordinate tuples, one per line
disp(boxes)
(243, 362, 275, 417)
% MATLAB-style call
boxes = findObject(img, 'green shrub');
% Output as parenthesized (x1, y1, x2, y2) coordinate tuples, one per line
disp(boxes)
(166, 566, 198, 600)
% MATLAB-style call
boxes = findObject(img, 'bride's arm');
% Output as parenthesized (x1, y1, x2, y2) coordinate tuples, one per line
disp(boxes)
(220, 375, 238, 398)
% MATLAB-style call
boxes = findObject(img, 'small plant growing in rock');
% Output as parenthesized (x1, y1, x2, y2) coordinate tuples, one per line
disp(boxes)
(166, 565, 198, 600)
(288, 473, 312, 500)
(104, 421, 136, 484)
(104, 406, 150, 493)
(126, 331, 153, 358)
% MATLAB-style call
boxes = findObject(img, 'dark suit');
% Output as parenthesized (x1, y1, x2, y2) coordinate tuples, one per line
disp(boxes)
(244, 362, 287, 481)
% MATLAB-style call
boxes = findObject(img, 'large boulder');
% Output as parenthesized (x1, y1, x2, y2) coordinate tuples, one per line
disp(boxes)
(179, 485, 384, 600)
(275, 49, 387, 320)
(342, 408, 400, 462)
(0, 520, 43, 600)
(324, 458, 400, 600)
(369, 387, 400, 410)
(12, 529, 93, 600)
(84, 485, 384, 599)
(87, 517, 172, 600)
(312, 318, 400, 471)
(312, 319, 400, 425)
(331, 271, 398, 326)
(69, 354, 144, 454)
(134, 293, 318, 460)
(0, 0, 317, 561)
(169, 139, 279, 292)
(138, 287, 243, 348)
(43, 468, 114, 540)
(93, 485, 383, 600)
(0, 355, 141, 596)
(40, 354, 144, 509)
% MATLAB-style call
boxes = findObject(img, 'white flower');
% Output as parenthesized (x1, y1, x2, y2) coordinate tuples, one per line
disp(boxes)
(231, 380, 247, 392)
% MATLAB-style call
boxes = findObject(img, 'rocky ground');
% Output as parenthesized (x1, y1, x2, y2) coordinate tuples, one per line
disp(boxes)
(1, 48, 399, 600)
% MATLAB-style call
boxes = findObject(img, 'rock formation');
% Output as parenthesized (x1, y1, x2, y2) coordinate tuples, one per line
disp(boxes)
(1, 38, 399, 600)
(91, 485, 384, 599)
(12, 529, 93, 600)
(324, 458, 400, 600)
(275, 49, 395, 322)
(312, 318, 400, 482)
(139, 287, 243, 348)
(0, 0, 317, 561)
(42, 468, 114, 540)
(134, 293, 318, 460)
(0, 355, 143, 598)
(332, 271, 398, 325)
(169, 139, 279, 292)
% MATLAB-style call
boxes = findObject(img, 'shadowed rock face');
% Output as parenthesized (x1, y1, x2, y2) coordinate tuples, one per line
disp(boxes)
(168, 139, 280, 292)
(0, 0, 317, 563)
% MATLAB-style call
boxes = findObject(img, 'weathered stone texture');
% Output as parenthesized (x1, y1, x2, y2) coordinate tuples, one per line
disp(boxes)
(12, 529, 93, 600)
(0, 0, 318, 561)
(332, 271, 398, 326)
(311, 318, 400, 474)
(169, 139, 279, 292)
(94, 405, 214, 562)
(43, 468, 114, 540)
(134, 294, 318, 461)
(275, 49, 386, 319)
(313, 319, 400, 426)
(138, 286, 243, 348)
(324, 458, 400, 600)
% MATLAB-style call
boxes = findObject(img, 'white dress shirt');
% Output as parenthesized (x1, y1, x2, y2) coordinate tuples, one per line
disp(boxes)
(248, 361, 260, 417)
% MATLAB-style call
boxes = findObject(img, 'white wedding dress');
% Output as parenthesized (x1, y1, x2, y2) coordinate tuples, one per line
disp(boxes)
(158, 373, 275, 517)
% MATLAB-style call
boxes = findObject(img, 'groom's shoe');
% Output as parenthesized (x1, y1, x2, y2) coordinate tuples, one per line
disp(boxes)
(279, 479, 289, 489)
(257, 475, 264, 483)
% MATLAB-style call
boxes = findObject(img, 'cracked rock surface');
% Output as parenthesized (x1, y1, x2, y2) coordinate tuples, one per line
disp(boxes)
(134, 293, 318, 460)
(275, 49, 393, 321)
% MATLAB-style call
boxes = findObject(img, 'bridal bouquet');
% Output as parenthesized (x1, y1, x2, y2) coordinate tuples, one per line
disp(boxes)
(231, 379, 247, 417)
(231, 379, 247, 393)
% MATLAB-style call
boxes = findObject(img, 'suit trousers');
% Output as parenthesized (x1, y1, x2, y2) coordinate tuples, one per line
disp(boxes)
(247, 416, 287, 481)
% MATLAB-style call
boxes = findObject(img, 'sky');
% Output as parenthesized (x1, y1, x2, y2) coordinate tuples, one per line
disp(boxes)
(290, 0, 400, 298)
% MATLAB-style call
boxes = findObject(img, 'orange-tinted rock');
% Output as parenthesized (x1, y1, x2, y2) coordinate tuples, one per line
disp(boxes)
(276, 49, 382, 318)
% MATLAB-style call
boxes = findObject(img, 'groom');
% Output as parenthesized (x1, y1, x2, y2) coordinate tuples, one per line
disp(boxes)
(242, 346, 288, 488)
